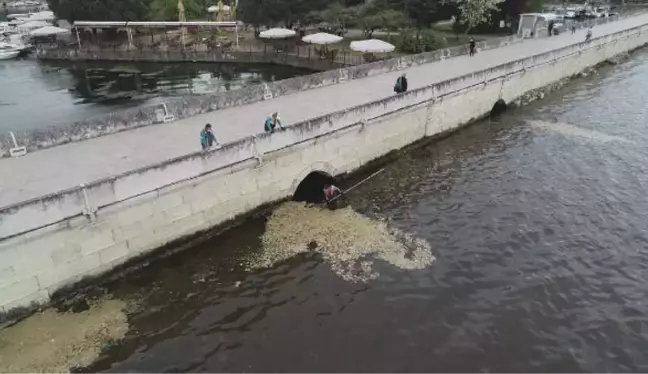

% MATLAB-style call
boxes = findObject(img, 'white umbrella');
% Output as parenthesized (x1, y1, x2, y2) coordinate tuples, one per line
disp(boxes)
(30, 25, 68, 36)
(259, 28, 296, 39)
(350, 39, 395, 53)
(16, 20, 48, 30)
(302, 32, 343, 45)
(207, 5, 230, 12)
(28, 10, 55, 21)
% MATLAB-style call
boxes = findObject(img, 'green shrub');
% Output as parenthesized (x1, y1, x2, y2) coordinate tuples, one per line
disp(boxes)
(396, 29, 448, 54)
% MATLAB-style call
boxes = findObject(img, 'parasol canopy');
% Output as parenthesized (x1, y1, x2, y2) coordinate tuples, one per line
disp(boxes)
(16, 20, 49, 30)
(349, 39, 395, 53)
(302, 32, 343, 45)
(27, 11, 55, 21)
(259, 27, 296, 39)
(207, 4, 230, 12)
(29, 25, 69, 36)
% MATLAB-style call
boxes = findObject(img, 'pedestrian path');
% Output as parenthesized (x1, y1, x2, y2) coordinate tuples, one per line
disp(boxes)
(2, 13, 648, 208)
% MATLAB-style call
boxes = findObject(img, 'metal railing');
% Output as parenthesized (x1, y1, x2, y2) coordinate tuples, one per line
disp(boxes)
(36, 41, 368, 66)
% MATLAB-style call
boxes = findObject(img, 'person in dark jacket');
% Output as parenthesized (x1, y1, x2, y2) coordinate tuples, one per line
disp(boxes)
(394, 73, 408, 94)
(548, 20, 555, 36)
(469, 38, 476, 56)
(200, 123, 219, 150)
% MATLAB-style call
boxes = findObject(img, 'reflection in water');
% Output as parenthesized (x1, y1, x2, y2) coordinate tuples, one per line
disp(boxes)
(0, 60, 311, 133)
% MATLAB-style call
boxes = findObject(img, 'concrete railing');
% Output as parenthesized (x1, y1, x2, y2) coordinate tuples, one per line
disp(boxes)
(0, 35, 521, 157)
(1, 24, 645, 241)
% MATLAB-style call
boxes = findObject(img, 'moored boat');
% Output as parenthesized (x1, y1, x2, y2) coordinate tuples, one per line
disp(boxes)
(0, 42, 21, 60)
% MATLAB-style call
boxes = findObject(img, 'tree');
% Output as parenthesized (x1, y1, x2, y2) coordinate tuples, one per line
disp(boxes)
(238, 0, 288, 34)
(380, 9, 409, 34)
(312, 3, 360, 34)
(47, 0, 149, 22)
(383, 0, 443, 29)
(457, 0, 503, 32)
(283, 0, 329, 27)
(357, 8, 407, 37)
(148, 0, 204, 20)
(238, 0, 328, 30)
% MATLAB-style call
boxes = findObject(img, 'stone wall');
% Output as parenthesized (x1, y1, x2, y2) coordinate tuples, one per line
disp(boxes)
(0, 35, 520, 158)
(1, 24, 645, 318)
(37, 48, 349, 71)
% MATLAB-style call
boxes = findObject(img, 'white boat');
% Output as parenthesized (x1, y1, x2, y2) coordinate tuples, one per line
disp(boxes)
(0, 43, 20, 60)
(4, 34, 33, 56)
(0, 49, 20, 60)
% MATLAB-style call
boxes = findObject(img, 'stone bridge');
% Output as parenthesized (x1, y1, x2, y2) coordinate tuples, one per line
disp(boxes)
(2, 13, 648, 319)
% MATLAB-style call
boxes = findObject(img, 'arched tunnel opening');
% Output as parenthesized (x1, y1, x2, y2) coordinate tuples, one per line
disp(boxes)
(293, 171, 338, 203)
(490, 99, 508, 118)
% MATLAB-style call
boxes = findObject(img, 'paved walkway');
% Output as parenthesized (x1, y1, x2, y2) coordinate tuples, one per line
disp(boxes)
(2, 13, 648, 208)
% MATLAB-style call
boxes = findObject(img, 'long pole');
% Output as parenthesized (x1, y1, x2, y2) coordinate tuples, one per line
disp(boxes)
(327, 168, 385, 204)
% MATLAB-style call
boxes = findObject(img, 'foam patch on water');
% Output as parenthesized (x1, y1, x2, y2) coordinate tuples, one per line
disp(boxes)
(246, 201, 435, 282)
(528, 120, 633, 143)
(0, 298, 129, 373)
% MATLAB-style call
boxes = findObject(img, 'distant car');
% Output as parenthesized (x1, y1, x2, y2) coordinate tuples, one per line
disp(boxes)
(565, 11, 576, 18)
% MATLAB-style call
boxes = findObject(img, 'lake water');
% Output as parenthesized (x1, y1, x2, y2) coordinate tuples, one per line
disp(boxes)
(8, 47, 648, 373)
(0, 59, 311, 133)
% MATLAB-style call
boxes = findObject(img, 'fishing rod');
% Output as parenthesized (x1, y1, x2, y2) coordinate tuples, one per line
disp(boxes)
(326, 168, 386, 204)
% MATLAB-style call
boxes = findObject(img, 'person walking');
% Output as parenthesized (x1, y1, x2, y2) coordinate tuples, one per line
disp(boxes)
(469, 38, 476, 57)
(585, 27, 592, 42)
(548, 20, 555, 36)
(200, 123, 219, 151)
(571, 23, 576, 34)
(393, 73, 408, 94)
(264, 112, 284, 133)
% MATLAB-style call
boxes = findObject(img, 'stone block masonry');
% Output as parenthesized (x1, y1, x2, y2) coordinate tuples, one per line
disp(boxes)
(2, 17, 648, 319)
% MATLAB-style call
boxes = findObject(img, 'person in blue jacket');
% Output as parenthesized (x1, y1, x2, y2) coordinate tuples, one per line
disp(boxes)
(264, 112, 283, 133)
(200, 123, 219, 150)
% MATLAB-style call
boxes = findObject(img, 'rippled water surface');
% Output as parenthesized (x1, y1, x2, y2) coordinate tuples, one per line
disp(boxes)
(81, 49, 648, 372)
(0, 59, 310, 133)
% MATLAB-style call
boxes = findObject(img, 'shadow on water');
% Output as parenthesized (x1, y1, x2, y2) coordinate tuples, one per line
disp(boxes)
(0, 60, 312, 132)
(43, 60, 313, 105)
